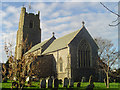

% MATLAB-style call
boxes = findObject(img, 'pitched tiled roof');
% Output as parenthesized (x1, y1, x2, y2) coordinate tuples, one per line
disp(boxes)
(25, 39, 49, 55)
(42, 26, 84, 54)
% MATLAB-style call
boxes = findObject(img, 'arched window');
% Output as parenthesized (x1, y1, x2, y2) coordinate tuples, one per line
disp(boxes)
(60, 63, 63, 72)
(29, 20, 34, 28)
(58, 57, 63, 72)
(78, 39, 91, 67)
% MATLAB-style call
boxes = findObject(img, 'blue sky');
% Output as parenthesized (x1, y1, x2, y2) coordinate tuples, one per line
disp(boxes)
(0, 1, 119, 68)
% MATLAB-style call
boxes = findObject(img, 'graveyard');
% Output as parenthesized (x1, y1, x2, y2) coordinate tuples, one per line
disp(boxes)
(1, 79, 119, 89)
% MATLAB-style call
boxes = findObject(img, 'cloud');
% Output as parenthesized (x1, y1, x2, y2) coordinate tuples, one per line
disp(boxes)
(41, 12, 118, 46)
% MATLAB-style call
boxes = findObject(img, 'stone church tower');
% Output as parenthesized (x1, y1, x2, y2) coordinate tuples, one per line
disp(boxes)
(15, 7, 41, 60)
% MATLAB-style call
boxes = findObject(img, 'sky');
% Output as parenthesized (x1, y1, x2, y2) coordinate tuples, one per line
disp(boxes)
(0, 1, 119, 68)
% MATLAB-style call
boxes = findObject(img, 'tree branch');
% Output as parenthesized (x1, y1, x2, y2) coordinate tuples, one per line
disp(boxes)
(109, 21, 120, 26)
(100, 2, 120, 17)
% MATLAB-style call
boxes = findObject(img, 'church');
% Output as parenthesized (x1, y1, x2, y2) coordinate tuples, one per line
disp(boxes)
(15, 7, 99, 81)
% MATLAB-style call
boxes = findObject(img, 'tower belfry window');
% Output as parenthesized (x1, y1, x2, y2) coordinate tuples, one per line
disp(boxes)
(29, 20, 34, 28)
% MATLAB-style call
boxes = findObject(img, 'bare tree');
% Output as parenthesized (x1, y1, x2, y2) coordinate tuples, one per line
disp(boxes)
(95, 37, 118, 88)
(3, 37, 37, 89)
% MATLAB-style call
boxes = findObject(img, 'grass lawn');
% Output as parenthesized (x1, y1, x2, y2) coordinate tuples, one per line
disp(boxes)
(1, 80, 120, 90)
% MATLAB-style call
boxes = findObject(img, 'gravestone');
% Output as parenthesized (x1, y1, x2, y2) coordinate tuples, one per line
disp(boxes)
(114, 79, 116, 83)
(11, 81, 18, 89)
(86, 75, 94, 90)
(26, 77, 29, 82)
(86, 83, 94, 90)
(89, 75, 93, 84)
(69, 79, 74, 87)
(59, 79, 62, 85)
(63, 78, 69, 88)
(77, 82, 81, 87)
(39, 79, 42, 88)
(81, 77, 86, 82)
(48, 77, 53, 88)
(27, 77, 31, 87)
(13, 77, 16, 81)
(54, 78, 59, 88)
(41, 78, 46, 88)
(46, 77, 49, 84)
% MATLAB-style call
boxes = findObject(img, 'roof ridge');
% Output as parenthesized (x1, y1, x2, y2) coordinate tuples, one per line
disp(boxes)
(42, 26, 85, 54)
(67, 26, 84, 45)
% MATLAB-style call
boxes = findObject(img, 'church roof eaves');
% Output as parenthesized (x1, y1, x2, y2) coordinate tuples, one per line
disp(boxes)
(42, 26, 84, 55)
(25, 39, 49, 55)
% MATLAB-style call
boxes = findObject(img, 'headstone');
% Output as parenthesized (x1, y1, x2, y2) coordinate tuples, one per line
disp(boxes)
(69, 79, 74, 87)
(27, 77, 31, 87)
(46, 77, 49, 84)
(59, 79, 62, 85)
(89, 75, 93, 84)
(11, 81, 18, 89)
(41, 78, 46, 88)
(63, 78, 69, 88)
(48, 77, 53, 88)
(54, 78, 59, 88)
(114, 79, 116, 83)
(26, 77, 29, 82)
(81, 77, 85, 82)
(77, 82, 81, 87)
(13, 77, 16, 81)
(86, 83, 94, 90)
(39, 78, 42, 88)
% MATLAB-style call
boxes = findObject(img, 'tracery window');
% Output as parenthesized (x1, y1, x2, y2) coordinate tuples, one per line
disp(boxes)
(78, 39, 91, 67)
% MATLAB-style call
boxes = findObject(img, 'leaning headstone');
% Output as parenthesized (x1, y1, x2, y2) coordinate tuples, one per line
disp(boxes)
(41, 78, 46, 88)
(54, 78, 59, 88)
(48, 77, 53, 88)
(89, 75, 93, 84)
(69, 79, 74, 87)
(63, 78, 69, 88)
